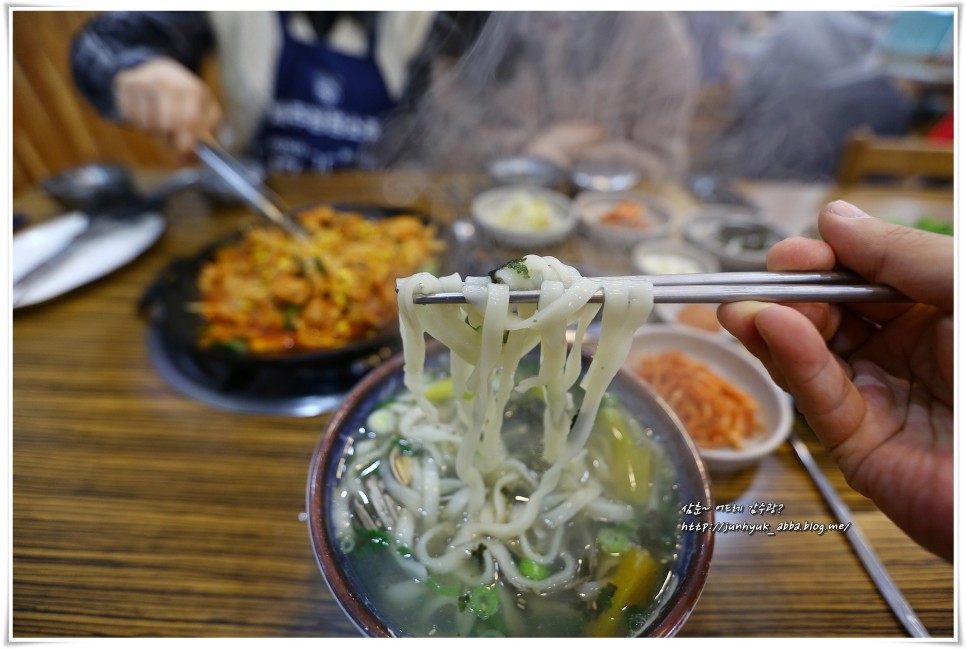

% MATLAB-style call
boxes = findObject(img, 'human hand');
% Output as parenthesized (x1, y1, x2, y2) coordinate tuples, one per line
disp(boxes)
(114, 57, 224, 157)
(523, 120, 605, 168)
(718, 200, 953, 560)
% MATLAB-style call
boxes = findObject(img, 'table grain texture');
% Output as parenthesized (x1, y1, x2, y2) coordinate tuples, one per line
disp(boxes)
(11, 171, 954, 638)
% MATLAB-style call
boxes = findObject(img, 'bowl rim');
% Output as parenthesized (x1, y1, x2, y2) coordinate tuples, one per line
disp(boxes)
(624, 324, 793, 466)
(684, 212, 787, 262)
(570, 162, 641, 192)
(631, 238, 721, 275)
(307, 342, 716, 638)
(574, 189, 674, 233)
(486, 155, 568, 186)
(470, 184, 577, 246)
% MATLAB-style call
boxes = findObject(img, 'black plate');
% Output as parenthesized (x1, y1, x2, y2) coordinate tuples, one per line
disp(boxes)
(139, 202, 455, 369)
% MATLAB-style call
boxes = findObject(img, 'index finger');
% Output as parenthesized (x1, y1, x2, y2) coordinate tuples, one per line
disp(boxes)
(819, 201, 953, 312)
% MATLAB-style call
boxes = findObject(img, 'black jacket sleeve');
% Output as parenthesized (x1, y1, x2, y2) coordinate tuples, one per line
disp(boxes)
(70, 11, 215, 119)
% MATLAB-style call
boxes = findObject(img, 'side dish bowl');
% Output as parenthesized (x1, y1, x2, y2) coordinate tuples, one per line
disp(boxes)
(632, 239, 720, 276)
(571, 162, 641, 193)
(471, 185, 576, 248)
(624, 325, 793, 474)
(684, 210, 787, 272)
(487, 156, 568, 191)
(575, 191, 673, 249)
(307, 344, 714, 637)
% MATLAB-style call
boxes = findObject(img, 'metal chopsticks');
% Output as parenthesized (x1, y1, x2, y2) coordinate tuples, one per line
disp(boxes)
(196, 141, 310, 238)
(409, 271, 911, 305)
(788, 430, 930, 637)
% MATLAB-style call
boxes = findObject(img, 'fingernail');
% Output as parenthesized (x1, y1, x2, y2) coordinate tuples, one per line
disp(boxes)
(826, 200, 869, 219)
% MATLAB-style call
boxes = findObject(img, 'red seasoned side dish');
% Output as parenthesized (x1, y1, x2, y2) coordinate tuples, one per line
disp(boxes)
(196, 205, 444, 354)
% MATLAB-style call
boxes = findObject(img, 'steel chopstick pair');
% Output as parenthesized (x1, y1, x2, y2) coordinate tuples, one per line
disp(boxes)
(408, 271, 911, 305)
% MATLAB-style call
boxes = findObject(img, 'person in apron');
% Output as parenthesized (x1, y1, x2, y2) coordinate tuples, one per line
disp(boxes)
(251, 12, 397, 172)
(71, 11, 467, 171)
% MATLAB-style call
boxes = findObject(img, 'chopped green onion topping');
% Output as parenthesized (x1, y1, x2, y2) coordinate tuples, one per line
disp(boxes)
(518, 557, 551, 581)
(597, 525, 634, 554)
(467, 585, 500, 620)
(350, 527, 391, 555)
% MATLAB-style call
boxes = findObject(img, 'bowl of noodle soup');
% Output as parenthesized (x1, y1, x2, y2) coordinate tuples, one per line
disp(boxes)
(307, 256, 714, 637)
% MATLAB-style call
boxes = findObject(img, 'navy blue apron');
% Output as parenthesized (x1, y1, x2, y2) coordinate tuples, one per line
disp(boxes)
(251, 12, 396, 172)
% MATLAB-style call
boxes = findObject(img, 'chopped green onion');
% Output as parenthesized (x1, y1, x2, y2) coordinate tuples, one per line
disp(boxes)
(518, 557, 551, 581)
(425, 577, 461, 598)
(467, 585, 500, 620)
(281, 305, 299, 331)
(597, 525, 634, 554)
(350, 527, 390, 555)
(365, 408, 395, 435)
(210, 339, 248, 354)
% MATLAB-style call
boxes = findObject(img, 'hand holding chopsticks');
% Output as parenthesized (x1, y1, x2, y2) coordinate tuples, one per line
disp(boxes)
(407, 271, 910, 305)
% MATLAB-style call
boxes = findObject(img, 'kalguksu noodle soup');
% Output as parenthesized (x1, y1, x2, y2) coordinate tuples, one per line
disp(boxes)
(325, 255, 701, 637)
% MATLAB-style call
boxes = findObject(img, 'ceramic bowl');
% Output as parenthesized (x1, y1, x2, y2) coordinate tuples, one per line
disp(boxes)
(486, 155, 568, 191)
(575, 190, 674, 249)
(41, 162, 137, 212)
(307, 345, 715, 637)
(632, 239, 720, 277)
(684, 210, 787, 272)
(470, 185, 576, 248)
(571, 162, 641, 193)
(624, 325, 793, 474)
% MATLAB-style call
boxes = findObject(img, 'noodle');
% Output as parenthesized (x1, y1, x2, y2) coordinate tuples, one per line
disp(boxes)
(331, 255, 684, 637)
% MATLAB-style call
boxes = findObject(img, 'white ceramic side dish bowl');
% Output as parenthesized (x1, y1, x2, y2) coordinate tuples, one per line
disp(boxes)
(632, 239, 720, 276)
(575, 190, 673, 249)
(623, 324, 793, 474)
(471, 185, 576, 248)
(684, 210, 787, 272)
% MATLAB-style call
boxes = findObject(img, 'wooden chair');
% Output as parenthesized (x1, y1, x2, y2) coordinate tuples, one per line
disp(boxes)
(837, 128, 954, 187)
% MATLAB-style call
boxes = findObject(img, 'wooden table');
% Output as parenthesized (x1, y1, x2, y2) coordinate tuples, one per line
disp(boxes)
(11, 171, 954, 638)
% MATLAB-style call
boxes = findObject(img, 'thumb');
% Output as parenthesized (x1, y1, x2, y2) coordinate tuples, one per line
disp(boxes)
(819, 201, 953, 311)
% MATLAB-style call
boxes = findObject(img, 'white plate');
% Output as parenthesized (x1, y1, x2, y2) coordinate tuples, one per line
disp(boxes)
(623, 324, 793, 474)
(12, 211, 166, 308)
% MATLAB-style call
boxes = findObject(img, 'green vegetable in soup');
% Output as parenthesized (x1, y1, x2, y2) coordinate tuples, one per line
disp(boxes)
(593, 403, 653, 505)
(465, 585, 500, 620)
(596, 525, 634, 555)
(518, 557, 551, 581)
(350, 527, 391, 556)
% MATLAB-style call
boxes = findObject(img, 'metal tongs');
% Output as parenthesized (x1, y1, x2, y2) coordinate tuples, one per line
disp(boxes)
(409, 271, 911, 304)
(195, 141, 309, 238)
